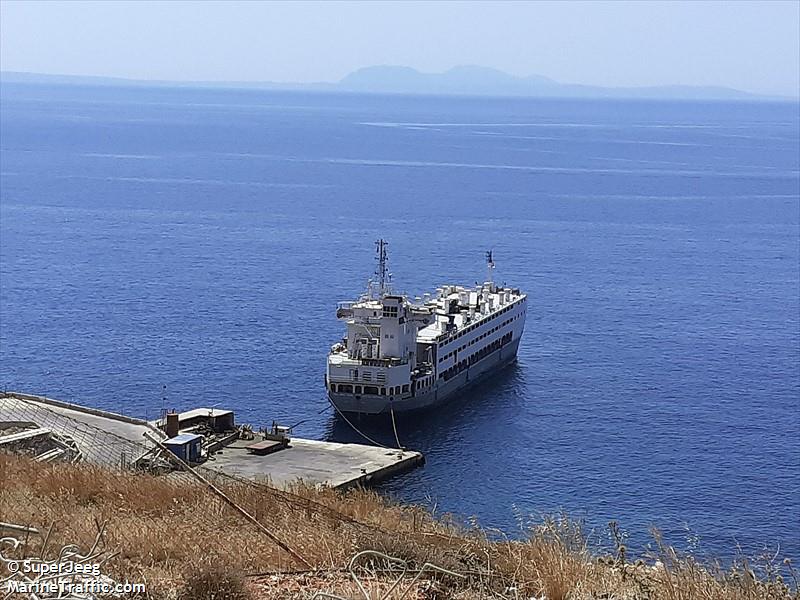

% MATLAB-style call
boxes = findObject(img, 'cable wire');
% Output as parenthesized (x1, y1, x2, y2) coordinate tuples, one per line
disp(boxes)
(326, 397, 390, 449)
(389, 404, 403, 450)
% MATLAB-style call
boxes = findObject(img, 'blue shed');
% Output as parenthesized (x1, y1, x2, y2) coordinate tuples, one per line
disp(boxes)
(163, 433, 203, 463)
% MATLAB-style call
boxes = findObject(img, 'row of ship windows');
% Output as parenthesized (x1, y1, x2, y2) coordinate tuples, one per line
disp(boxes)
(415, 375, 434, 391)
(437, 298, 525, 349)
(331, 383, 409, 396)
(348, 369, 386, 383)
(438, 313, 521, 363)
(440, 331, 514, 381)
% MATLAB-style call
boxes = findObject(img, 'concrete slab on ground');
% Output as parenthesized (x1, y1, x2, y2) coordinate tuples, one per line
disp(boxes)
(205, 438, 423, 489)
(0, 394, 158, 442)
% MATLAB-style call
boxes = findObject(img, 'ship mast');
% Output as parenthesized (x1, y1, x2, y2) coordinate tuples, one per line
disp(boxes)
(485, 250, 495, 286)
(375, 239, 389, 298)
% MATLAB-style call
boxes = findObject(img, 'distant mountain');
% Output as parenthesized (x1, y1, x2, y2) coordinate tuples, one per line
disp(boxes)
(337, 65, 762, 100)
(1, 66, 787, 101)
(339, 65, 558, 96)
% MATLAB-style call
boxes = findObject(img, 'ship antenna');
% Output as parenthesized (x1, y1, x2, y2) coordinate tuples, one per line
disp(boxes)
(375, 239, 389, 297)
(485, 249, 495, 285)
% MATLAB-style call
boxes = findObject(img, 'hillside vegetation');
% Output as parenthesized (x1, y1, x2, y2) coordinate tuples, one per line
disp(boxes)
(0, 453, 795, 599)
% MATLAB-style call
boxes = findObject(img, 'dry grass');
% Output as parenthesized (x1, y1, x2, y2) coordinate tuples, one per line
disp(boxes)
(0, 453, 795, 599)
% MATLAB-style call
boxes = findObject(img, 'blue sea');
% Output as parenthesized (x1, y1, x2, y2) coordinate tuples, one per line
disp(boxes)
(1, 83, 798, 561)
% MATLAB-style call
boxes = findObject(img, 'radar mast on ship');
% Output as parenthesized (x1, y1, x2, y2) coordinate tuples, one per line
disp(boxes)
(368, 238, 391, 299)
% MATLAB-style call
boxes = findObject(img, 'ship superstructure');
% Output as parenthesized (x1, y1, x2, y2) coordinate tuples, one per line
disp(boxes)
(326, 240, 527, 414)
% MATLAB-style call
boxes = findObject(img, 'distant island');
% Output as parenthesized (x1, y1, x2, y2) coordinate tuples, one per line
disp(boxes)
(2, 65, 791, 101)
(337, 65, 767, 100)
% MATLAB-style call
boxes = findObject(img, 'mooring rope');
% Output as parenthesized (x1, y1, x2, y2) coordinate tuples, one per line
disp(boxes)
(326, 398, 390, 449)
(389, 404, 404, 450)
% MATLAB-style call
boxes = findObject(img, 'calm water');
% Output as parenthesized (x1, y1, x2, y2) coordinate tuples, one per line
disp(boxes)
(1, 83, 798, 560)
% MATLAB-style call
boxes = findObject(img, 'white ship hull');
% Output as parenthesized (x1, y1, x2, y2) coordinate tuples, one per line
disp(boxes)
(328, 338, 521, 415)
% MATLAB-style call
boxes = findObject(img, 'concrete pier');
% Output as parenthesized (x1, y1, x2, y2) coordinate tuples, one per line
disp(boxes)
(206, 437, 422, 489)
(0, 392, 423, 489)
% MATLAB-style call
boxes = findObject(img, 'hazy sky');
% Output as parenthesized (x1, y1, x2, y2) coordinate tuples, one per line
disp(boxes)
(1, 0, 798, 96)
